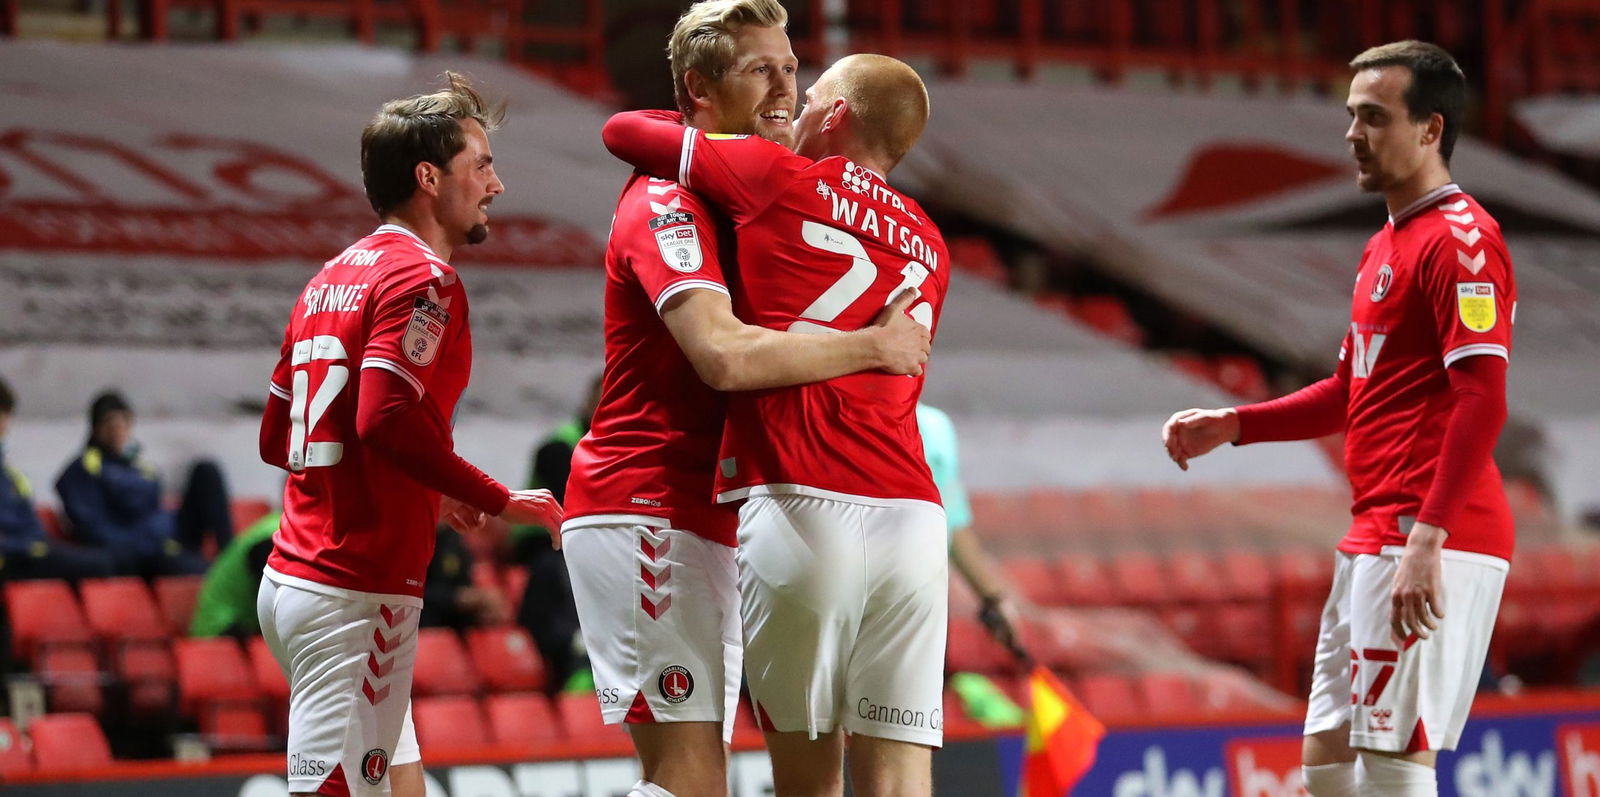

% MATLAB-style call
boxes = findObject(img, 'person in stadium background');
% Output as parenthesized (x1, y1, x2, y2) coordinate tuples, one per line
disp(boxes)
(917, 402, 1030, 726)
(0, 376, 115, 583)
(603, 52, 949, 796)
(508, 374, 598, 695)
(254, 72, 562, 797)
(564, 4, 933, 796)
(1161, 40, 1515, 797)
(54, 390, 225, 579)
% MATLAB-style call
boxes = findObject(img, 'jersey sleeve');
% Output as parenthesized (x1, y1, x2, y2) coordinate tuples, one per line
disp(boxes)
(361, 263, 466, 398)
(601, 110, 802, 224)
(1420, 225, 1515, 368)
(618, 179, 731, 313)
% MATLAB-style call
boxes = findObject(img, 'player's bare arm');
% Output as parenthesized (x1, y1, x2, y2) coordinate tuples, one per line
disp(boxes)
(660, 286, 929, 391)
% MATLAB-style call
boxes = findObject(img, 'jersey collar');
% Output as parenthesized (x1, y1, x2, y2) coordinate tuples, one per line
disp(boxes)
(1389, 182, 1461, 226)
(374, 223, 446, 262)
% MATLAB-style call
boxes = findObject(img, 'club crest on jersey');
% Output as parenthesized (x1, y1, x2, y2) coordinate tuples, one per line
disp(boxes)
(650, 211, 702, 273)
(403, 297, 449, 366)
(1457, 282, 1496, 332)
(659, 665, 694, 704)
(361, 748, 388, 784)
(1370, 264, 1394, 302)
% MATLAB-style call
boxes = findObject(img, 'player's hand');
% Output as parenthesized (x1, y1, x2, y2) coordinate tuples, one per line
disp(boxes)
(1161, 407, 1240, 470)
(440, 496, 488, 535)
(1391, 522, 1448, 641)
(869, 288, 931, 376)
(498, 489, 565, 549)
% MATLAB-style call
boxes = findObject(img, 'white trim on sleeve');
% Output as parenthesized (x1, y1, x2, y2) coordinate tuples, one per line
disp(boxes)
(361, 357, 425, 398)
(679, 126, 697, 189)
(268, 382, 292, 401)
(654, 279, 731, 314)
(1442, 343, 1509, 368)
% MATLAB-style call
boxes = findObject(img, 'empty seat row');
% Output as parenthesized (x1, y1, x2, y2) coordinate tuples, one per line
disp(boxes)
(0, 714, 113, 776)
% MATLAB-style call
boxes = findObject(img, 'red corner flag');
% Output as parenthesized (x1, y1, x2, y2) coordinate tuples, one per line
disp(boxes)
(1019, 665, 1105, 796)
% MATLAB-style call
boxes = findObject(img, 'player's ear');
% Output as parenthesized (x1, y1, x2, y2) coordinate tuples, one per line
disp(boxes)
(1422, 112, 1444, 149)
(684, 69, 716, 114)
(820, 97, 849, 134)
(415, 161, 440, 198)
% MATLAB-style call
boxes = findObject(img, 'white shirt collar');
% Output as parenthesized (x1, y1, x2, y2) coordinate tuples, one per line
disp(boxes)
(374, 223, 444, 260)
(1389, 182, 1461, 226)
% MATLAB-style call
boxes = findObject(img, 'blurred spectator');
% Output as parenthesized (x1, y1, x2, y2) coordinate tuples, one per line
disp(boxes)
(54, 391, 229, 578)
(422, 524, 509, 631)
(0, 376, 114, 582)
(189, 512, 280, 637)
(509, 377, 601, 692)
(920, 403, 1028, 728)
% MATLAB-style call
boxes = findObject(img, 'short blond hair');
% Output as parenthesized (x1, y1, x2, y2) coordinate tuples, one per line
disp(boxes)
(668, 0, 788, 118)
(821, 54, 929, 168)
(361, 71, 506, 216)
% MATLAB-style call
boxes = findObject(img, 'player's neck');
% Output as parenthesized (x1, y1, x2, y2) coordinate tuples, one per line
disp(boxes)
(837, 146, 893, 181)
(380, 212, 453, 262)
(1383, 162, 1453, 220)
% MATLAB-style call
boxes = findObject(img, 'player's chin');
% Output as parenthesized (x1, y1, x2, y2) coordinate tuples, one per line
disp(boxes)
(758, 122, 796, 150)
(466, 223, 490, 245)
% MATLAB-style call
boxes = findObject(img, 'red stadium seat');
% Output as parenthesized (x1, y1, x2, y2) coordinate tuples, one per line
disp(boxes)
(0, 717, 32, 776)
(1003, 556, 1064, 606)
(1107, 553, 1169, 606)
(502, 566, 530, 617)
(414, 696, 490, 754)
(413, 628, 479, 696)
(1213, 605, 1272, 664)
(556, 693, 621, 741)
(1074, 673, 1140, 722)
(484, 692, 562, 747)
(1218, 550, 1272, 603)
(466, 627, 547, 693)
(1137, 672, 1199, 719)
(947, 616, 1018, 675)
(115, 640, 177, 715)
(204, 704, 273, 752)
(230, 499, 274, 533)
(28, 713, 111, 772)
(154, 575, 205, 637)
(1165, 551, 1226, 604)
(35, 646, 105, 714)
(247, 636, 290, 702)
(174, 637, 259, 716)
(80, 577, 167, 642)
(1057, 555, 1116, 607)
(4, 580, 93, 663)
(1070, 295, 1145, 346)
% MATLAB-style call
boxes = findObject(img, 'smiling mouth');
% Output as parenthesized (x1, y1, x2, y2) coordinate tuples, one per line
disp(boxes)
(759, 109, 790, 125)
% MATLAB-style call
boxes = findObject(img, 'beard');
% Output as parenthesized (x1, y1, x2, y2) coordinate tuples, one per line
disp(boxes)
(466, 223, 489, 245)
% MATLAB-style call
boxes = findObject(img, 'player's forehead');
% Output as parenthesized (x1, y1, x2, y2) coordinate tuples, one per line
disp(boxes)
(454, 117, 492, 161)
(1347, 66, 1410, 111)
(728, 24, 796, 67)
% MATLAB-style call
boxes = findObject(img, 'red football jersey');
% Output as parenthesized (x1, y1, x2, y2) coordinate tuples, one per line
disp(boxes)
(1338, 184, 1516, 561)
(563, 172, 739, 546)
(266, 224, 475, 599)
(665, 125, 948, 507)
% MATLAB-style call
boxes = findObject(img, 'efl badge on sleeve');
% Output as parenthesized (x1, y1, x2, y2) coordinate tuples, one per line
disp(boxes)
(1457, 283, 1496, 332)
(649, 211, 702, 273)
(403, 297, 450, 366)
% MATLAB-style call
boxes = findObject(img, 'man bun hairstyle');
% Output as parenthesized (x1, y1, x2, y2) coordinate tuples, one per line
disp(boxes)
(361, 71, 506, 217)
(1350, 40, 1466, 163)
(668, 0, 788, 118)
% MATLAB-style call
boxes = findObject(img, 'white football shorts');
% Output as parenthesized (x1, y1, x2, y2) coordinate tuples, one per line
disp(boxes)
(1304, 547, 1507, 753)
(258, 569, 421, 796)
(736, 493, 948, 747)
(562, 521, 741, 740)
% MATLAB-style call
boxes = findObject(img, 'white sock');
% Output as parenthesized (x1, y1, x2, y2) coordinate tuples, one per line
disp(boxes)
(1356, 751, 1437, 797)
(628, 780, 677, 797)
(1303, 761, 1359, 797)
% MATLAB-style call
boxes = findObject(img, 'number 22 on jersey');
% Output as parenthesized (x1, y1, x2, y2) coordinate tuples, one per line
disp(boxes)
(789, 220, 934, 335)
(288, 335, 349, 471)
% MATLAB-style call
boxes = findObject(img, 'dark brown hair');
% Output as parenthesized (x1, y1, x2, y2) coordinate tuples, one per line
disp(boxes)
(360, 71, 506, 217)
(1350, 41, 1466, 164)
